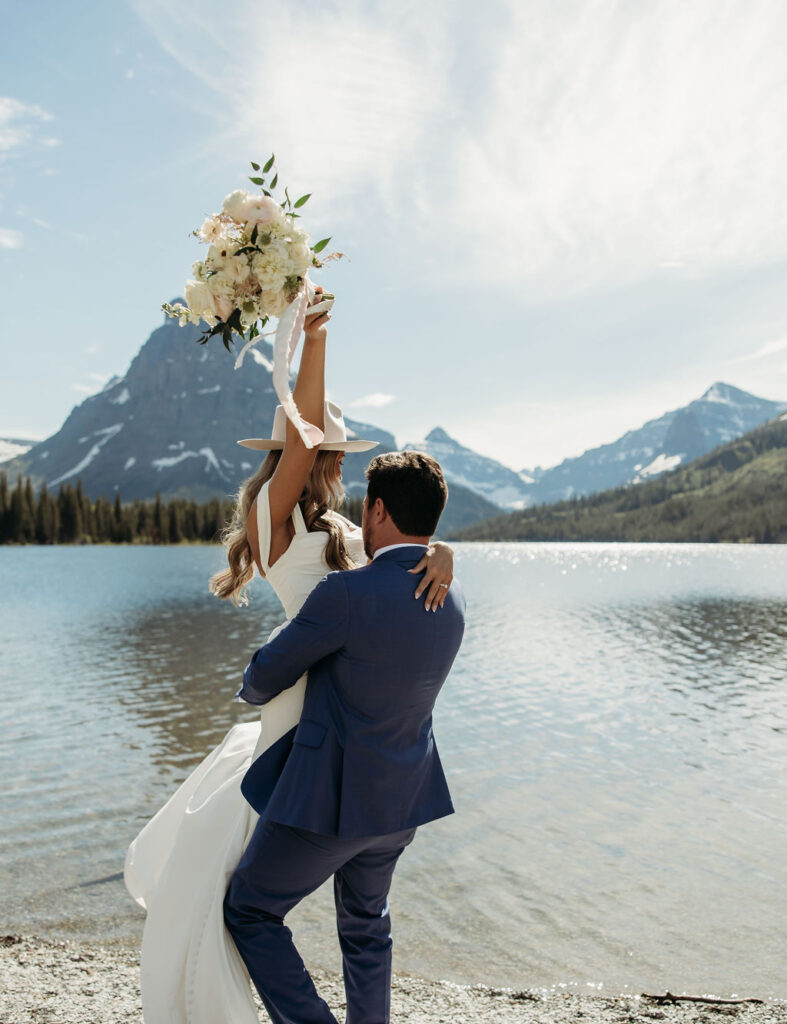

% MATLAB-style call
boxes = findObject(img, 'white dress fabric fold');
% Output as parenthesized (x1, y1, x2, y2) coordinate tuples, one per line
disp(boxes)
(124, 485, 365, 1023)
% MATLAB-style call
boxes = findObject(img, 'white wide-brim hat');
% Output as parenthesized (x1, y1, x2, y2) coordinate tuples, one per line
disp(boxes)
(237, 401, 379, 453)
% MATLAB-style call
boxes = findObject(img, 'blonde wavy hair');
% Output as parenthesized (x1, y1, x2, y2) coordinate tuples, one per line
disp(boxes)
(209, 449, 355, 606)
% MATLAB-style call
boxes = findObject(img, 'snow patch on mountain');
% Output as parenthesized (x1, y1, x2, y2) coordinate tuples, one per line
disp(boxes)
(110, 387, 131, 405)
(124, 457, 136, 470)
(50, 424, 124, 486)
(632, 452, 684, 482)
(198, 385, 221, 394)
(151, 446, 227, 478)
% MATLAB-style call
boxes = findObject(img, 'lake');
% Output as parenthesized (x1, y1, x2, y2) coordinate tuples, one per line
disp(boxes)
(1, 542, 785, 998)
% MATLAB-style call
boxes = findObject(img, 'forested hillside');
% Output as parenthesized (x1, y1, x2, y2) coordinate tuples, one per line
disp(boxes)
(450, 414, 787, 544)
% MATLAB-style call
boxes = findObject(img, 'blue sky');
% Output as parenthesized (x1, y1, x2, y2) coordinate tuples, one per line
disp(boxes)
(2, 0, 786, 470)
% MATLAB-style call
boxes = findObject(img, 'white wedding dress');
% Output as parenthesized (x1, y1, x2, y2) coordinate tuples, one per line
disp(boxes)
(124, 480, 366, 1024)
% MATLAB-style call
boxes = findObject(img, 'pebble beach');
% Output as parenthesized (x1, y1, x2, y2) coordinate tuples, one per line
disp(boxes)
(2, 936, 786, 1024)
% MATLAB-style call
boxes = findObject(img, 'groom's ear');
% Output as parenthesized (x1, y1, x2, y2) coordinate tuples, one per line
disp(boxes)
(369, 496, 387, 524)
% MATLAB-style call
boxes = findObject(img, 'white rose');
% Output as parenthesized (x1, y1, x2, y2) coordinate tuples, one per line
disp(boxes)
(241, 194, 282, 227)
(184, 279, 217, 317)
(287, 242, 312, 276)
(222, 189, 250, 221)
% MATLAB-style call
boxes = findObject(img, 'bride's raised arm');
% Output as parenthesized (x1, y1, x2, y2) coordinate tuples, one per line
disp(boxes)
(256, 288, 330, 564)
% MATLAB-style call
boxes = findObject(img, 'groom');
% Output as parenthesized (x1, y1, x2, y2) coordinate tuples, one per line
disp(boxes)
(224, 450, 465, 1024)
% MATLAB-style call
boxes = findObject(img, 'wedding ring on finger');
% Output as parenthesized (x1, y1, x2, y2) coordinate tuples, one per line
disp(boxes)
(438, 583, 449, 588)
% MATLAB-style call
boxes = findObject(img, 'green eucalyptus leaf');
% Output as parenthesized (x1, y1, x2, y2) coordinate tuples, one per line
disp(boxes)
(312, 237, 331, 253)
(250, 225, 258, 244)
(263, 154, 275, 173)
(270, 172, 278, 189)
(284, 187, 291, 208)
(251, 161, 260, 171)
(249, 176, 265, 186)
(294, 193, 311, 208)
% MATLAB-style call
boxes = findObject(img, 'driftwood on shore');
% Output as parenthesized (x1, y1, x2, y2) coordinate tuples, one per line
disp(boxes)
(643, 990, 765, 1006)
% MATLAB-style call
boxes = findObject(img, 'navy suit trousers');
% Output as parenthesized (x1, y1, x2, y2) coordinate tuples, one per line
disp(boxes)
(224, 819, 417, 1024)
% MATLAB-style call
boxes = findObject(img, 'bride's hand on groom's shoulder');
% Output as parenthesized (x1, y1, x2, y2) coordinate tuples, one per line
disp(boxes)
(409, 542, 454, 612)
(304, 286, 330, 342)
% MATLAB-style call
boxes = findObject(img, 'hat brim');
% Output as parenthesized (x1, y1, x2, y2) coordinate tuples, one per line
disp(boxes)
(237, 438, 379, 453)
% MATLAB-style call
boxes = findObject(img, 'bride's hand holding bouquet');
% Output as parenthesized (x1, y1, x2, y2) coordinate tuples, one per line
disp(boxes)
(162, 155, 340, 447)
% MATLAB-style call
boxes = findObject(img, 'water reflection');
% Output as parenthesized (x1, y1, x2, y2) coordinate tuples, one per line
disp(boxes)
(2, 543, 787, 996)
(109, 596, 280, 774)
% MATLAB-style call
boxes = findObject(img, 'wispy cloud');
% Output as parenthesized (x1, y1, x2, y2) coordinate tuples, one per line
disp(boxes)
(729, 335, 787, 364)
(132, 0, 787, 298)
(131, 0, 450, 206)
(0, 96, 55, 159)
(348, 392, 396, 409)
(0, 228, 22, 249)
(71, 384, 95, 394)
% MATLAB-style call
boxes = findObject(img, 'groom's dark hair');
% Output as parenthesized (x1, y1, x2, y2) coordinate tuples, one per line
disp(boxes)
(365, 451, 448, 536)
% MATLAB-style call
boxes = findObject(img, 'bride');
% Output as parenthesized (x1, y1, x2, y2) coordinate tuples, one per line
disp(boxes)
(124, 290, 455, 1024)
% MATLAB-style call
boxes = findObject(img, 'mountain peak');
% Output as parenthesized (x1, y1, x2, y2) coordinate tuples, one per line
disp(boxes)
(425, 426, 455, 445)
(700, 382, 750, 403)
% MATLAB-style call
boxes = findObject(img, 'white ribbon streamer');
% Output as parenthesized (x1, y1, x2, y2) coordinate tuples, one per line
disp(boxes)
(233, 274, 324, 449)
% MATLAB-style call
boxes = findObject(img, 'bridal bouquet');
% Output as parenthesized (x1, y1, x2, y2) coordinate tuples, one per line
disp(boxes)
(163, 156, 340, 447)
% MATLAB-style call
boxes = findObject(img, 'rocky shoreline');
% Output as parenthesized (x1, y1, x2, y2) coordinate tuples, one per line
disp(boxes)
(1, 935, 786, 1024)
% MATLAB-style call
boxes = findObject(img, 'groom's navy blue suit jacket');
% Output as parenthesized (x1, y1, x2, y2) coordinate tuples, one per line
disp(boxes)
(237, 546, 466, 839)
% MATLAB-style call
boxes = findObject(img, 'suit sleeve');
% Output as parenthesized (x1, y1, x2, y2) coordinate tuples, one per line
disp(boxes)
(236, 571, 350, 705)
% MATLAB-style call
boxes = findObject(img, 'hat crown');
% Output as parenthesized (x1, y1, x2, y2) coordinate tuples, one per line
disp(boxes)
(270, 401, 348, 445)
(236, 401, 378, 453)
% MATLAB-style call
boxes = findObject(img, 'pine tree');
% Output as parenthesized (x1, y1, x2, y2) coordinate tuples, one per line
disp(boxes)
(168, 503, 182, 543)
(0, 471, 9, 542)
(136, 502, 151, 542)
(22, 478, 36, 541)
(58, 483, 83, 542)
(153, 492, 165, 544)
(34, 482, 56, 544)
(8, 477, 25, 542)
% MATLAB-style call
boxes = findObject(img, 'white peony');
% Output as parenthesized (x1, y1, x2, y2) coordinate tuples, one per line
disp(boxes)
(222, 189, 250, 221)
(184, 279, 217, 317)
